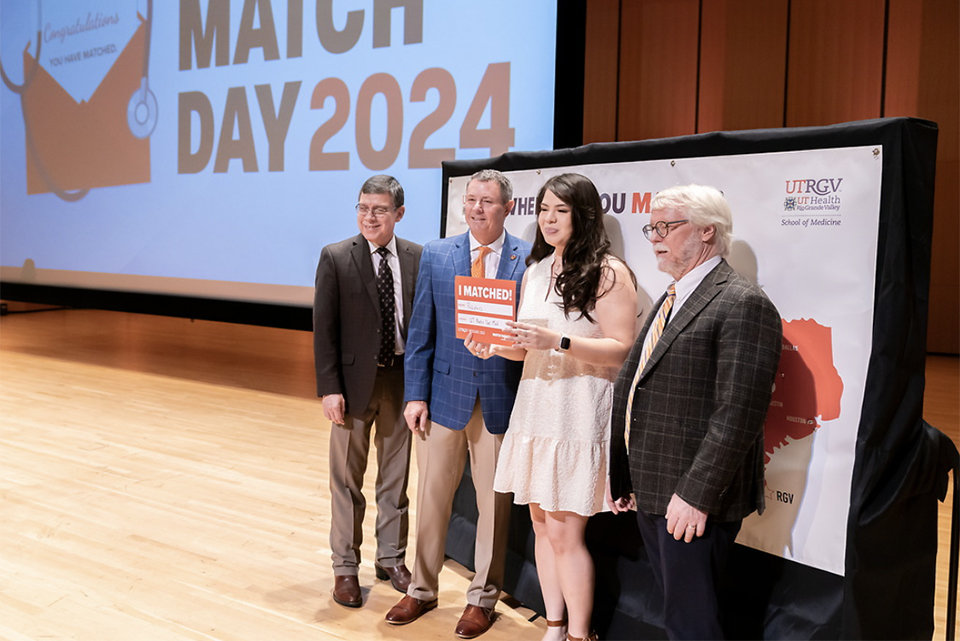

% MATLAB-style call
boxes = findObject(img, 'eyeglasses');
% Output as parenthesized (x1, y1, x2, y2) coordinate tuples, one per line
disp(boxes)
(642, 219, 689, 240)
(463, 196, 500, 209)
(356, 204, 395, 217)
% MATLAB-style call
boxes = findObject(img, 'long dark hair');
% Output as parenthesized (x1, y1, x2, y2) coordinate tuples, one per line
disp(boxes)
(528, 173, 618, 322)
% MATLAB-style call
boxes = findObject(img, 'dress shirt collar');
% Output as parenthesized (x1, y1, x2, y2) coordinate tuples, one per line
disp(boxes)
(469, 230, 506, 255)
(367, 235, 398, 257)
(672, 255, 722, 315)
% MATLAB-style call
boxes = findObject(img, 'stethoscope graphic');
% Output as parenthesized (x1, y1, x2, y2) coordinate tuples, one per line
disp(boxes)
(0, 0, 156, 202)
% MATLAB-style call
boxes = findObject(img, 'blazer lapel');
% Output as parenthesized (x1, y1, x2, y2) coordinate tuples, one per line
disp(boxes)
(350, 235, 381, 320)
(620, 292, 662, 382)
(639, 261, 732, 379)
(396, 238, 417, 339)
(454, 232, 472, 277)
(495, 233, 524, 280)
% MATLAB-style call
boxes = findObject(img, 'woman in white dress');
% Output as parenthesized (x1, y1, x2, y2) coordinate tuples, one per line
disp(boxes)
(466, 173, 638, 641)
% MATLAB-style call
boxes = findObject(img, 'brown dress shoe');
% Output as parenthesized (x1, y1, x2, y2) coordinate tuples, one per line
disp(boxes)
(384, 594, 438, 625)
(332, 575, 362, 608)
(375, 563, 412, 593)
(455, 604, 494, 639)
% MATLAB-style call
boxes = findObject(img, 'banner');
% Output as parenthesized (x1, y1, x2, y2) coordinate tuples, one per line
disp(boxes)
(445, 146, 884, 576)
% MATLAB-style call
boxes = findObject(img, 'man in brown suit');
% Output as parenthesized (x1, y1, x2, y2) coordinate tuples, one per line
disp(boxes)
(608, 184, 782, 640)
(313, 175, 422, 608)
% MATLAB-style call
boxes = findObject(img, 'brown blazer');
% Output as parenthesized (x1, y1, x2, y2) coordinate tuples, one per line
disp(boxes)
(313, 234, 422, 415)
(609, 260, 782, 521)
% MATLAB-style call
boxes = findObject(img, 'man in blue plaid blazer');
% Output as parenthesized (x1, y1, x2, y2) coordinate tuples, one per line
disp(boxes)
(385, 169, 530, 639)
(608, 185, 782, 640)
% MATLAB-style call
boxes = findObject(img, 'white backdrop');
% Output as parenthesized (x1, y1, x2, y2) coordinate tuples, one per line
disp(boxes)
(445, 146, 884, 576)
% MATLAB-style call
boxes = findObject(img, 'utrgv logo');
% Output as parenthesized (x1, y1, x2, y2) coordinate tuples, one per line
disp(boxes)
(785, 178, 843, 195)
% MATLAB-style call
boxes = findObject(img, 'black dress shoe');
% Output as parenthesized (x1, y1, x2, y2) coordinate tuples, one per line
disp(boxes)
(332, 574, 362, 608)
(375, 563, 412, 593)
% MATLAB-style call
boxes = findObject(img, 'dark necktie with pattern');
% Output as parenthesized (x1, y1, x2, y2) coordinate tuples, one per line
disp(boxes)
(376, 246, 396, 366)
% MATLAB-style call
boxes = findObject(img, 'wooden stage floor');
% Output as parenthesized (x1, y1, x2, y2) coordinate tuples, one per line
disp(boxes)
(1, 307, 957, 640)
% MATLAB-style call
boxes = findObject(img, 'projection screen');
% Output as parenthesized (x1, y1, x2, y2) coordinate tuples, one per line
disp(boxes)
(0, 0, 563, 317)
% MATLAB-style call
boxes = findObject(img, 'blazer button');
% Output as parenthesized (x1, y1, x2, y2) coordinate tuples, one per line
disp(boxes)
(473, 371, 478, 377)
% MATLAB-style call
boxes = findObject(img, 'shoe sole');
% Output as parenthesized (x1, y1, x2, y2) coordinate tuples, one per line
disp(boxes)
(332, 592, 362, 608)
(455, 612, 495, 639)
(455, 626, 492, 640)
(385, 600, 438, 625)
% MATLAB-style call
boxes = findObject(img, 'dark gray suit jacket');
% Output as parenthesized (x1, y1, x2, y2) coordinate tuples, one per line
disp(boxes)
(610, 260, 782, 521)
(313, 234, 422, 415)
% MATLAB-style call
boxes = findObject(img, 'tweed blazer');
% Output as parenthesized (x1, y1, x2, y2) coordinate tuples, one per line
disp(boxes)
(403, 231, 530, 434)
(609, 260, 782, 521)
(313, 234, 422, 415)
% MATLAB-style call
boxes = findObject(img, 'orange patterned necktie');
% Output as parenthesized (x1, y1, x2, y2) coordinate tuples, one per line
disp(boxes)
(472, 246, 491, 278)
(624, 284, 676, 448)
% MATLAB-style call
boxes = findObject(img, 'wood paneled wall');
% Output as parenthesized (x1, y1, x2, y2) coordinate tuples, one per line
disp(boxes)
(583, 0, 959, 353)
(884, 0, 960, 354)
(583, 0, 621, 142)
(698, 1, 789, 133)
(617, 0, 700, 140)
(786, 0, 887, 126)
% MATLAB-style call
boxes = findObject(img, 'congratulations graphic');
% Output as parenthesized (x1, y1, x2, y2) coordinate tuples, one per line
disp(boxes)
(13, 2, 153, 199)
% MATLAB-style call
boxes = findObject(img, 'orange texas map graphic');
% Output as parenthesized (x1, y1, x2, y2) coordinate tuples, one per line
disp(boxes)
(764, 318, 844, 464)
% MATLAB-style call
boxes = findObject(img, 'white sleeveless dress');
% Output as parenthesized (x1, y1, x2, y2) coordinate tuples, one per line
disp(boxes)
(493, 256, 618, 516)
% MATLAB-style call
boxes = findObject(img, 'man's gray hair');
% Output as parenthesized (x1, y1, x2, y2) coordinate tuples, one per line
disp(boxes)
(359, 174, 404, 208)
(469, 169, 513, 204)
(652, 184, 733, 256)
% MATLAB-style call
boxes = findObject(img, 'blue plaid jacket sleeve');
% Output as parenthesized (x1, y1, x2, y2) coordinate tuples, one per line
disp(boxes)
(403, 240, 439, 404)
